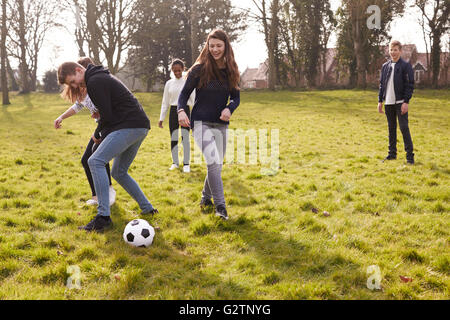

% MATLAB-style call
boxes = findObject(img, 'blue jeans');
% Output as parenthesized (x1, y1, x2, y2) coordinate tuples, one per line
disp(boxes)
(88, 128, 154, 217)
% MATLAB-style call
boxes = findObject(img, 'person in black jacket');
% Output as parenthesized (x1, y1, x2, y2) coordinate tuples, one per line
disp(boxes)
(58, 62, 158, 232)
(378, 40, 415, 164)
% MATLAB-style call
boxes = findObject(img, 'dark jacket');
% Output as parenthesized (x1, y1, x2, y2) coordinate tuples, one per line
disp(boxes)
(85, 64, 150, 139)
(378, 58, 414, 104)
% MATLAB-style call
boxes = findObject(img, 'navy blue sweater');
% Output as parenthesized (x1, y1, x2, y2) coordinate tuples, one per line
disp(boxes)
(378, 58, 414, 104)
(178, 64, 240, 127)
(85, 64, 150, 139)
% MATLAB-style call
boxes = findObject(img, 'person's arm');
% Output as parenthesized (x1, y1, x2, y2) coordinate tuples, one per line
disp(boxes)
(87, 78, 113, 139)
(187, 87, 196, 107)
(178, 66, 200, 128)
(378, 65, 385, 114)
(403, 62, 414, 104)
(54, 105, 78, 129)
(400, 63, 414, 115)
(159, 81, 171, 128)
(378, 65, 385, 103)
(178, 66, 200, 112)
(220, 88, 240, 122)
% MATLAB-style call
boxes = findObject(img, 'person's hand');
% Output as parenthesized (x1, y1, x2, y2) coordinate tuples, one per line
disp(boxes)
(401, 103, 409, 115)
(378, 103, 384, 114)
(54, 117, 63, 129)
(178, 110, 190, 128)
(92, 135, 102, 144)
(158, 120, 163, 128)
(91, 112, 100, 119)
(220, 108, 231, 122)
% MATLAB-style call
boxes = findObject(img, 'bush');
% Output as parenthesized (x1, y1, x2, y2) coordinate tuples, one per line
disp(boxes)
(43, 70, 59, 93)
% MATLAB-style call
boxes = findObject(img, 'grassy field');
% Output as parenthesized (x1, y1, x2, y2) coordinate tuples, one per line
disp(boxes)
(0, 89, 448, 300)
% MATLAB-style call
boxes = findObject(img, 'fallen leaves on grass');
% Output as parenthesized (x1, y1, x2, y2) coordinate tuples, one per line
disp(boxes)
(400, 276, 413, 283)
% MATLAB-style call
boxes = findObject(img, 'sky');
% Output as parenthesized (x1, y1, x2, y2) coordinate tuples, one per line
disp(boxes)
(36, 0, 440, 80)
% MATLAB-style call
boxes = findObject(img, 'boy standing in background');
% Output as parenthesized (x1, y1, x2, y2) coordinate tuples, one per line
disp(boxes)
(378, 40, 415, 165)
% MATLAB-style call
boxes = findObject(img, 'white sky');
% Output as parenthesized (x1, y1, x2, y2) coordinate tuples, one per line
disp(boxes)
(36, 0, 440, 80)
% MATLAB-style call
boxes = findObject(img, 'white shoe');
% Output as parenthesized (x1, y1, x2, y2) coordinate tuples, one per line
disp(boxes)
(86, 199, 98, 206)
(169, 164, 179, 171)
(109, 186, 116, 206)
(183, 165, 191, 173)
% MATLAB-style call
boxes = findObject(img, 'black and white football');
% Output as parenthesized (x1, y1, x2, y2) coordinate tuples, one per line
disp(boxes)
(123, 219, 155, 248)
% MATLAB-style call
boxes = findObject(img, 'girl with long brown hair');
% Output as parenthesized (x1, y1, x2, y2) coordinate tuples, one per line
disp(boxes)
(54, 57, 116, 207)
(177, 29, 241, 220)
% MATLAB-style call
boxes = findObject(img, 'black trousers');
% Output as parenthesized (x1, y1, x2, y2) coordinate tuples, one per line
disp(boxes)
(81, 138, 112, 196)
(385, 104, 414, 160)
(169, 105, 191, 165)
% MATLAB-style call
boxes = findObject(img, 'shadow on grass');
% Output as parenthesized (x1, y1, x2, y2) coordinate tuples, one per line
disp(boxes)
(219, 217, 363, 299)
(0, 107, 15, 123)
(21, 93, 34, 111)
(96, 204, 250, 299)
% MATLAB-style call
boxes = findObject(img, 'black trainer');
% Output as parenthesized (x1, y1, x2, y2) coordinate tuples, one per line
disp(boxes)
(142, 208, 159, 216)
(200, 198, 214, 213)
(407, 158, 415, 165)
(215, 205, 229, 220)
(79, 215, 112, 232)
(382, 155, 397, 162)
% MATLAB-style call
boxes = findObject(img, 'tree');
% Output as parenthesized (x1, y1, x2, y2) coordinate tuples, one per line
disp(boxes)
(8, 0, 60, 92)
(251, 0, 281, 90)
(288, 0, 335, 88)
(1, 0, 9, 104)
(415, 0, 449, 88)
(129, 0, 247, 91)
(337, 0, 405, 88)
(65, 0, 141, 74)
(278, 1, 302, 87)
(180, 0, 247, 65)
(43, 70, 59, 93)
(12, 0, 30, 93)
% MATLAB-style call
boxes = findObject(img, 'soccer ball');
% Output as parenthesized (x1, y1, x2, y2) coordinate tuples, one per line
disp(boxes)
(123, 219, 155, 248)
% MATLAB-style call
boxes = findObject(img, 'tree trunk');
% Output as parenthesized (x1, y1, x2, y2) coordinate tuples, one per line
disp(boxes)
(350, 2, 366, 89)
(86, 0, 100, 63)
(431, 30, 441, 88)
(1, 0, 9, 105)
(268, 0, 280, 90)
(6, 57, 18, 91)
(18, 0, 30, 94)
(190, 0, 200, 64)
(30, 68, 37, 91)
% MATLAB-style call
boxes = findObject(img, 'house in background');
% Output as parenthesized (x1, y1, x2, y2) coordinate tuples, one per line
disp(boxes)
(240, 44, 449, 89)
(115, 63, 164, 92)
(240, 61, 269, 89)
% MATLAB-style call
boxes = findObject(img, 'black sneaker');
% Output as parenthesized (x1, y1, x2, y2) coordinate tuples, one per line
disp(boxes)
(142, 208, 159, 216)
(78, 215, 112, 232)
(200, 198, 214, 213)
(382, 155, 397, 162)
(407, 158, 415, 165)
(215, 205, 229, 220)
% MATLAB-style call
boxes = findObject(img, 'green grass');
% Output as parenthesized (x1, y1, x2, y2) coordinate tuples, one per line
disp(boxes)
(0, 89, 448, 299)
